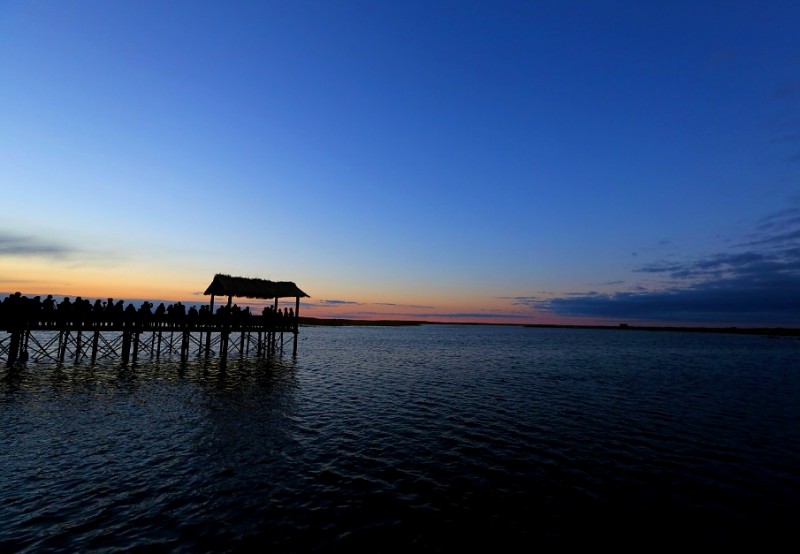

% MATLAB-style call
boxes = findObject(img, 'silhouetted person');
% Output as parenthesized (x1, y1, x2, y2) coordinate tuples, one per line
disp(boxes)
(124, 302, 137, 323)
(138, 300, 152, 316)
(114, 300, 125, 325)
(199, 305, 210, 323)
(58, 297, 72, 324)
(155, 303, 166, 326)
(92, 299, 104, 323)
(41, 295, 56, 326)
(29, 296, 42, 325)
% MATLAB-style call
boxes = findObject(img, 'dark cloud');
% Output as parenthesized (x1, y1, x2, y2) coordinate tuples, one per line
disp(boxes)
(543, 276, 800, 325)
(375, 302, 435, 309)
(753, 206, 800, 235)
(315, 309, 529, 321)
(540, 206, 800, 326)
(0, 232, 72, 258)
(507, 296, 546, 308)
(311, 300, 436, 309)
(421, 312, 531, 320)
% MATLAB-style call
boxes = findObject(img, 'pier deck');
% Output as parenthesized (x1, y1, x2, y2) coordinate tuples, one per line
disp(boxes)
(1, 315, 298, 366)
(1, 273, 309, 367)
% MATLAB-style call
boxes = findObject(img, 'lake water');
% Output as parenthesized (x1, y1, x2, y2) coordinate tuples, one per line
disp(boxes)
(1, 324, 799, 550)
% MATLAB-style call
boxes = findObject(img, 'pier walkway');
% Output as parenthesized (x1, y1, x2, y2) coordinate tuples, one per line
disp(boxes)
(0, 274, 309, 367)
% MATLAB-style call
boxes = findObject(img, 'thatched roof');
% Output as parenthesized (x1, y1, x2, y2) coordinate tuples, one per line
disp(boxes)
(203, 274, 309, 300)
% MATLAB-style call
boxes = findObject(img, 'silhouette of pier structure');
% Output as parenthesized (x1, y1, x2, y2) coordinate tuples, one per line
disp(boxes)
(0, 274, 309, 367)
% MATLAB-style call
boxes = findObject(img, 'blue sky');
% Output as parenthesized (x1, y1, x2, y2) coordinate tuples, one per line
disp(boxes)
(1, 1, 799, 326)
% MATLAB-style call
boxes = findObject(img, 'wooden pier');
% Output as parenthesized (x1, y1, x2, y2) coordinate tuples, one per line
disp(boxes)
(0, 274, 309, 367)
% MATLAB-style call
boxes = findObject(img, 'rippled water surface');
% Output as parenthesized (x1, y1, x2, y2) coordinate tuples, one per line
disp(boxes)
(2, 325, 799, 551)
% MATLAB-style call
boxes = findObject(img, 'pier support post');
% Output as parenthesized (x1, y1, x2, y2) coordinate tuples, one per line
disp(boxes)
(180, 328, 189, 363)
(59, 330, 68, 363)
(122, 325, 132, 365)
(220, 331, 229, 364)
(75, 330, 83, 363)
(132, 328, 140, 364)
(91, 329, 100, 364)
(6, 329, 21, 367)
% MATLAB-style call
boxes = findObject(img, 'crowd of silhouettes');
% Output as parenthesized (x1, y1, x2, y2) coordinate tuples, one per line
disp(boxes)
(0, 292, 297, 331)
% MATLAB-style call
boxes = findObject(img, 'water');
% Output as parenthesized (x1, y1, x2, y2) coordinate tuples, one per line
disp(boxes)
(1, 325, 799, 550)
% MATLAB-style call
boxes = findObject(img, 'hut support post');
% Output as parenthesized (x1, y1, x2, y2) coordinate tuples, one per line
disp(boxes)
(220, 295, 232, 364)
(205, 294, 215, 358)
(293, 296, 300, 356)
(271, 297, 278, 353)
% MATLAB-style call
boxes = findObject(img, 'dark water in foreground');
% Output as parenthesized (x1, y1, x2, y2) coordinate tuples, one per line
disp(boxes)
(1, 325, 799, 551)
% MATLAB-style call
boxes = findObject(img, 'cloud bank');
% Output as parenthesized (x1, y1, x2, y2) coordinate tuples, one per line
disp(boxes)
(533, 206, 800, 326)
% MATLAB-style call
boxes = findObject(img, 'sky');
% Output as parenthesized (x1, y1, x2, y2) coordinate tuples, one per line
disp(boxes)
(1, 0, 799, 327)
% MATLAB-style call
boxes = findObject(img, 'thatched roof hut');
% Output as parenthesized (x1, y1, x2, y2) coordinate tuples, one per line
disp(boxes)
(203, 274, 309, 300)
(203, 274, 309, 356)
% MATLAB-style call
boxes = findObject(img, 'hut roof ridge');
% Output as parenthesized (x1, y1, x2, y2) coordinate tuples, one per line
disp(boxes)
(203, 273, 309, 299)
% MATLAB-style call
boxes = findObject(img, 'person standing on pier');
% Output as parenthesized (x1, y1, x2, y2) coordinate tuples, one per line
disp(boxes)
(42, 295, 56, 326)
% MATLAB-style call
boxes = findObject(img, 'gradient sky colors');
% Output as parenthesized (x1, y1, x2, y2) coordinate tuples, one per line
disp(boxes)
(1, 1, 799, 326)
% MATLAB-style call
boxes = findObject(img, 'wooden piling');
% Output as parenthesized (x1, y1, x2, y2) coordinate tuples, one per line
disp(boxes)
(6, 329, 21, 366)
(122, 327, 131, 365)
(59, 330, 68, 363)
(293, 296, 300, 356)
(132, 330, 140, 364)
(75, 330, 83, 363)
(91, 330, 100, 363)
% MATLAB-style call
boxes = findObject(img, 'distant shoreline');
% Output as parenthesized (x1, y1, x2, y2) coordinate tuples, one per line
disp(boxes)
(299, 317, 424, 327)
(298, 317, 800, 337)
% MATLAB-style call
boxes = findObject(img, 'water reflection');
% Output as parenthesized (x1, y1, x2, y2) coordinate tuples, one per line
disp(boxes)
(1, 353, 297, 390)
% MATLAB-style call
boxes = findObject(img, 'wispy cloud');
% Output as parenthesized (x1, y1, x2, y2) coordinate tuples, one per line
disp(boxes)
(0, 232, 73, 258)
(308, 308, 529, 321)
(0, 230, 123, 267)
(421, 312, 531, 320)
(375, 302, 436, 309)
(538, 205, 800, 326)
